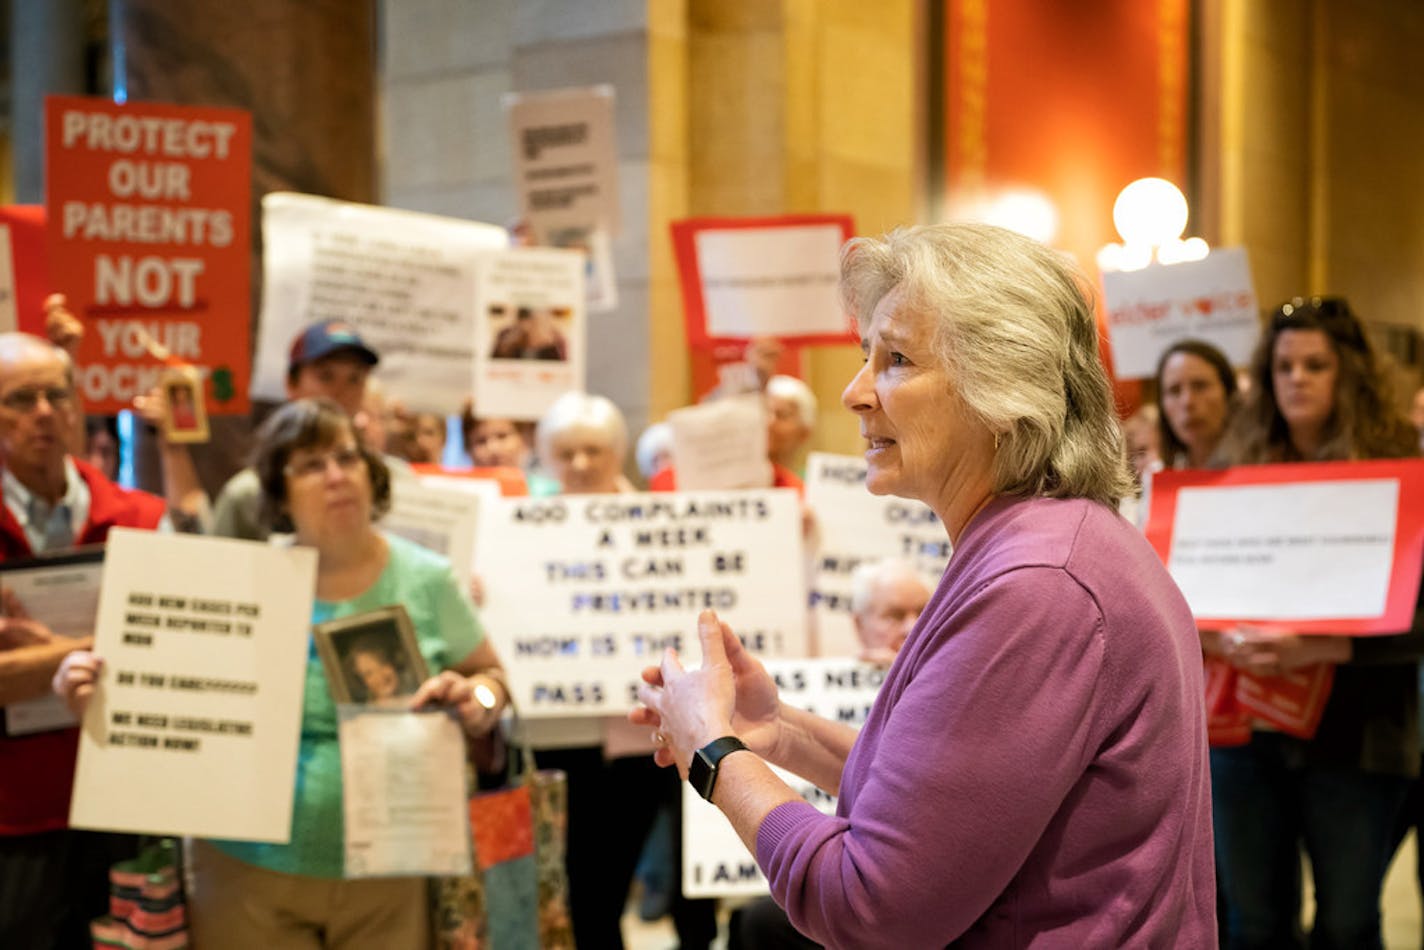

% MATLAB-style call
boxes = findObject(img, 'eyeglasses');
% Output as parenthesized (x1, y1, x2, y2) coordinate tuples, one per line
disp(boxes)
(284, 445, 365, 480)
(0, 386, 73, 413)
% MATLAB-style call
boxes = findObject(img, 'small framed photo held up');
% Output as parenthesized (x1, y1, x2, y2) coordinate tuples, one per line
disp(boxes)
(313, 605, 430, 705)
(161, 367, 209, 444)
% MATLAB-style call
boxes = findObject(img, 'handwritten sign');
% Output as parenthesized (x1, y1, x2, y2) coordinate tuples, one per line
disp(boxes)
(69, 530, 316, 840)
(1101, 247, 1259, 380)
(667, 395, 772, 490)
(474, 490, 806, 718)
(45, 96, 253, 413)
(1146, 460, 1424, 633)
(682, 657, 888, 897)
(254, 193, 507, 410)
(804, 453, 949, 657)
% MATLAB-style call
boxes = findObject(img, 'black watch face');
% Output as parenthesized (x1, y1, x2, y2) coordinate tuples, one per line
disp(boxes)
(690, 748, 715, 800)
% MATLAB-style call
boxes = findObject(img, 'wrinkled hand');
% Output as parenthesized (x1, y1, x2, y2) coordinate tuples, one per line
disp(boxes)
(632, 610, 782, 776)
(53, 650, 103, 716)
(410, 669, 505, 736)
(43, 294, 84, 360)
(1222, 626, 1352, 677)
(744, 336, 784, 388)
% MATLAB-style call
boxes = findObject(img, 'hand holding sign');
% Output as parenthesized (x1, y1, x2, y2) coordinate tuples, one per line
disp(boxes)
(1221, 626, 1352, 678)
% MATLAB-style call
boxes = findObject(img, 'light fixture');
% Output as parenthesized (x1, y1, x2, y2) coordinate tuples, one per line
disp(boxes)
(1099, 178, 1209, 273)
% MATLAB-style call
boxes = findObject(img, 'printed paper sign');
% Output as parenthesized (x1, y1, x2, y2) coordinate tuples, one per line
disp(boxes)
(69, 530, 316, 841)
(474, 490, 806, 718)
(667, 396, 772, 490)
(45, 96, 253, 413)
(505, 85, 620, 242)
(672, 215, 857, 349)
(471, 246, 586, 421)
(339, 707, 472, 877)
(1145, 460, 1424, 633)
(682, 657, 889, 897)
(1101, 247, 1258, 380)
(254, 192, 507, 410)
(804, 453, 950, 657)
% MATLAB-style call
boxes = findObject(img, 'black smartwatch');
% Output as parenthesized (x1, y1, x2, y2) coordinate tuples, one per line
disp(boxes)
(689, 736, 749, 802)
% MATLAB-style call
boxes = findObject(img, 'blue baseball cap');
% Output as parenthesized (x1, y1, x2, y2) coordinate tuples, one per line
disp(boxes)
(287, 321, 380, 373)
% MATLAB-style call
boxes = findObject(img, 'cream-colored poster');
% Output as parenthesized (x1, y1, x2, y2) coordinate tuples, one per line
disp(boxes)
(69, 530, 316, 841)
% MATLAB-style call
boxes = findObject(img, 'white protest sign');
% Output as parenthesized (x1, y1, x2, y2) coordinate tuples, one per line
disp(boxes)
(254, 193, 507, 409)
(70, 530, 316, 841)
(682, 657, 889, 898)
(667, 396, 773, 490)
(474, 490, 806, 718)
(505, 85, 620, 242)
(472, 247, 586, 421)
(695, 224, 845, 339)
(1101, 246, 1259, 380)
(804, 453, 950, 657)
(382, 479, 483, 583)
(1168, 479, 1397, 620)
(339, 707, 472, 877)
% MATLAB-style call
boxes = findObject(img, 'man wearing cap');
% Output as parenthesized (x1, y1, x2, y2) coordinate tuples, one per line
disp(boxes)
(0, 332, 167, 946)
(210, 321, 380, 540)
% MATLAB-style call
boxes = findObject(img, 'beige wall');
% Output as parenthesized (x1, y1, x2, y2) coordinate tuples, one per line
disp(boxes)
(1200, 0, 1424, 395)
(648, 0, 921, 456)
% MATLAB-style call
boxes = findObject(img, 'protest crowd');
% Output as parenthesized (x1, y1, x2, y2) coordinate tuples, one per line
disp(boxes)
(3, 5, 1424, 950)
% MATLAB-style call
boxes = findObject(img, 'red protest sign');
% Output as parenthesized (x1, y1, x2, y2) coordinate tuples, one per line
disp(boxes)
(1145, 459, 1424, 635)
(671, 214, 856, 350)
(45, 95, 252, 414)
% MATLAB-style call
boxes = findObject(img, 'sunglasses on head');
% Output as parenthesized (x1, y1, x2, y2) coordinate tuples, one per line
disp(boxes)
(1271, 296, 1365, 349)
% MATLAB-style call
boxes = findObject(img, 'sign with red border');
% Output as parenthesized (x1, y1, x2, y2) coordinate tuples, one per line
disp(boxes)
(1145, 460, 1424, 635)
(671, 214, 856, 350)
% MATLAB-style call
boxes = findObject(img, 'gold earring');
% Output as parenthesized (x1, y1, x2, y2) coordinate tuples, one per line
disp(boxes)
(994, 432, 1002, 450)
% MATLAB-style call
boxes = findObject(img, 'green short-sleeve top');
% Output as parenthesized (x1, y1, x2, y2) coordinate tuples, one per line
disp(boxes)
(210, 533, 483, 878)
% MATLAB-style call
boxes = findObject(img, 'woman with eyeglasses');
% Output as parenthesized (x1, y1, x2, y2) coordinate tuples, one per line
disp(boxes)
(1211, 297, 1421, 949)
(56, 398, 510, 948)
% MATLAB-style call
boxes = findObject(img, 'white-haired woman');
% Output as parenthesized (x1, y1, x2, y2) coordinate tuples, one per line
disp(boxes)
(633, 224, 1215, 947)
(524, 392, 714, 949)
(765, 374, 816, 476)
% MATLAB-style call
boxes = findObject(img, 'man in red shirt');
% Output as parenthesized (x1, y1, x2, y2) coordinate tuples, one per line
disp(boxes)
(0, 332, 166, 947)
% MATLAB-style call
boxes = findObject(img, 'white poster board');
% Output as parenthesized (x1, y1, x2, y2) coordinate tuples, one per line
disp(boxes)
(474, 490, 806, 718)
(505, 85, 620, 242)
(667, 396, 772, 491)
(471, 247, 586, 421)
(69, 530, 316, 841)
(382, 479, 483, 583)
(682, 657, 889, 897)
(1101, 247, 1259, 380)
(1168, 480, 1397, 620)
(694, 224, 846, 339)
(254, 193, 507, 409)
(803, 453, 950, 657)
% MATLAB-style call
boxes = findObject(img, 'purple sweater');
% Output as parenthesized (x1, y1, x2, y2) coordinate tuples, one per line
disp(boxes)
(757, 495, 1216, 948)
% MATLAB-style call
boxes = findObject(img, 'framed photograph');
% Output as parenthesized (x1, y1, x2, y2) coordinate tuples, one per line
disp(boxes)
(161, 366, 209, 444)
(313, 605, 430, 704)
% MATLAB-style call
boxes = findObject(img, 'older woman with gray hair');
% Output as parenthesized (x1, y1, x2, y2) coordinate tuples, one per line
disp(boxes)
(633, 223, 1215, 947)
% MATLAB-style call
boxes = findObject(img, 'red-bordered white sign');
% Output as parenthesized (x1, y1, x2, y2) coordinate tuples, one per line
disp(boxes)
(1145, 459, 1424, 635)
(671, 214, 857, 350)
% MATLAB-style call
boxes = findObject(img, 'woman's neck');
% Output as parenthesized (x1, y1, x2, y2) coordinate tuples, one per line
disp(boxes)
(1186, 442, 1216, 469)
(1289, 424, 1325, 460)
